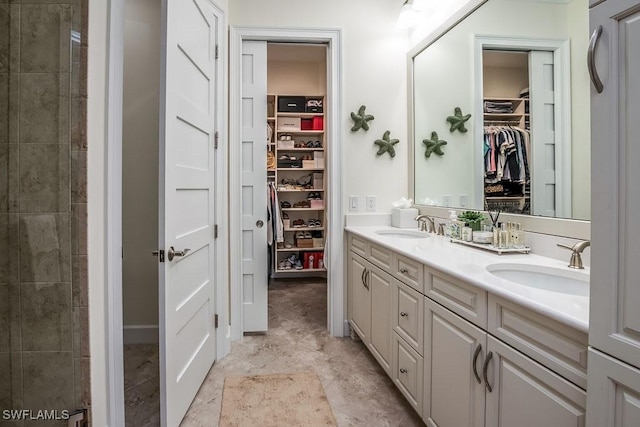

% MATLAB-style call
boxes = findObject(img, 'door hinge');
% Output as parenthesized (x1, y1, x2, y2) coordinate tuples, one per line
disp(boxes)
(214, 131, 219, 149)
(214, 224, 219, 238)
(214, 314, 219, 328)
(215, 44, 219, 59)
(152, 250, 165, 263)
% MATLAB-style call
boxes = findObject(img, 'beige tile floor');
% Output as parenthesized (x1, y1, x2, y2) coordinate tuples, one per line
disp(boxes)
(124, 279, 424, 426)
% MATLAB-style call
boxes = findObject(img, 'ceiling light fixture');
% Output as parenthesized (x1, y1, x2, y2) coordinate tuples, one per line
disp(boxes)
(397, 0, 419, 29)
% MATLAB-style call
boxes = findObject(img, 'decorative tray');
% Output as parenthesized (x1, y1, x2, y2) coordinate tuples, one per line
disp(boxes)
(450, 238, 530, 255)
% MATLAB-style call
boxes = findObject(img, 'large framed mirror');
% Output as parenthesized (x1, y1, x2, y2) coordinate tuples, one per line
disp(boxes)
(409, 0, 590, 222)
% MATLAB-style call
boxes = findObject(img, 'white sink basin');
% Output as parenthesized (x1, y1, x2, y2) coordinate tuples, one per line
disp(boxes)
(486, 263, 589, 296)
(375, 229, 429, 239)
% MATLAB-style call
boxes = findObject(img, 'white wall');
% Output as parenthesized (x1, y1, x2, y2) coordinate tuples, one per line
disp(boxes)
(230, 0, 411, 213)
(122, 0, 160, 331)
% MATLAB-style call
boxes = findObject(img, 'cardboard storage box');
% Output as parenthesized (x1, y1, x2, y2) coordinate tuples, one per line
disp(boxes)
(313, 173, 323, 189)
(312, 238, 324, 248)
(302, 160, 314, 169)
(277, 117, 301, 132)
(313, 151, 324, 168)
(278, 140, 294, 149)
(301, 118, 313, 130)
(296, 238, 314, 248)
(305, 98, 323, 113)
(278, 96, 306, 113)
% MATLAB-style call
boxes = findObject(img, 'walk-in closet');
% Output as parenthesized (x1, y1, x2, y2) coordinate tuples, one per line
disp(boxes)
(266, 44, 329, 280)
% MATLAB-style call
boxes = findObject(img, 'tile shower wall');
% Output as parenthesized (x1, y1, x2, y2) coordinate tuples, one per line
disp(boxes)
(0, 0, 89, 425)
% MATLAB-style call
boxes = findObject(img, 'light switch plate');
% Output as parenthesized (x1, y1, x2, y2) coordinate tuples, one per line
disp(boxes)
(349, 195, 359, 212)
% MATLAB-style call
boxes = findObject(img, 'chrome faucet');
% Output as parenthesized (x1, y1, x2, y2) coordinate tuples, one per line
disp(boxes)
(414, 214, 436, 233)
(557, 241, 591, 269)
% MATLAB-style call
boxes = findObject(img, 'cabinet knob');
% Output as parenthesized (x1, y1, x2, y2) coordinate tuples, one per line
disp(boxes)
(400, 268, 409, 274)
(400, 368, 407, 374)
(400, 312, 408, 317)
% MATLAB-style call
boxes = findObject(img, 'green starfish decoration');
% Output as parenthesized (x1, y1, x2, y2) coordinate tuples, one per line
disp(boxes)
(374, 130, 399, 158)
(446, 107, 472, 133)
(423, 131, 447, 158)
(350, 105, 375, 132)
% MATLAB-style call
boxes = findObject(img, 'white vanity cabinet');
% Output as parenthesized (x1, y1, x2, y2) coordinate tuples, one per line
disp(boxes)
(346, 231, 588, 426)
(423, 281, 587, 427)
(587, 1, 640, 425)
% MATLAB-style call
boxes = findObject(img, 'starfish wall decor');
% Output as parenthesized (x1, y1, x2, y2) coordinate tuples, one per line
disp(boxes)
(374, 130, 399, 158)
(446, 107, 471, 133)
(423, 131, 447, 158)
(350, 105, 375, 132)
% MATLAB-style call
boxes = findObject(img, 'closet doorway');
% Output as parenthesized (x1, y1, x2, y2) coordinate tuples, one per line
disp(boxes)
(474, 37, 572, 218)
(230, 27, 344, 340)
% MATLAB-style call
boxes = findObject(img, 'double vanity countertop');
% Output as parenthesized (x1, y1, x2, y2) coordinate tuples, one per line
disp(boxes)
(345, 225, 590, 333)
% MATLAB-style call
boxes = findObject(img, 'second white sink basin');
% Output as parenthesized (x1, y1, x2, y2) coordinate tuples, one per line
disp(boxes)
(486, 263, 589, 296)
(375, 229, 429, 239)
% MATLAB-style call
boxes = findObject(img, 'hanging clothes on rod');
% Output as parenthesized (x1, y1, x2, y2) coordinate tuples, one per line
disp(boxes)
(483, 125, 531, 185)
(267, 182, 284, 245)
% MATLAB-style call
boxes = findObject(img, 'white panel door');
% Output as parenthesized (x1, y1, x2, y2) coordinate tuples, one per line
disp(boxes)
(158, 0, 219, 425)
(369, 266, 393, 375)
(589, 0, 640, 370)
(240, 41, 268, 332)
(587, 348, 640, 427)
(484, 336, 586, 427)
(529, 50, 557, 217)
(423, 298, 485, 427)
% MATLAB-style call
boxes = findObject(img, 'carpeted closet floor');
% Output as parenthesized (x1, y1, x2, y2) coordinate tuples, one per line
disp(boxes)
(124, 279, 424, 426)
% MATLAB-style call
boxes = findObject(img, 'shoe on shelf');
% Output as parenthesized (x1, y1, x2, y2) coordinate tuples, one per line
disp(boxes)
(277, 242, 284, 249)
(280, 201, 291, 208)
(304, 231, 312, 238)
(313, 141, 322, 148)
(294, 258, 303, 270)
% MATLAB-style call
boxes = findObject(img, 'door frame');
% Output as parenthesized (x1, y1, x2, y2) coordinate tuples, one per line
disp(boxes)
(87, 0, 229, 425)
(472, 35, 572, 217)
(229, 26, 345, 339)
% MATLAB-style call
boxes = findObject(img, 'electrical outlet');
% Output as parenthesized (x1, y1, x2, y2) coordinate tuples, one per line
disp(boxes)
(366, 196, 376, 212)
(349, 195, 359, 212)
(459, 194, 468, 207)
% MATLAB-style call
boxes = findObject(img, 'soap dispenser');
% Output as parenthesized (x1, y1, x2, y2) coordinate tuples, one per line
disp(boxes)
(447, 210, 461, 239)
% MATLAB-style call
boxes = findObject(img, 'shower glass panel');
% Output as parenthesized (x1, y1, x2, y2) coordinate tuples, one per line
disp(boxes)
(0, 0, 90, 424)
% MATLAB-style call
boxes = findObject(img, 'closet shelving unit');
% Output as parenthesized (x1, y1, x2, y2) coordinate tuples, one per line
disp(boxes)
(268, 94, 327, 275)
(483, 96, 531, 214)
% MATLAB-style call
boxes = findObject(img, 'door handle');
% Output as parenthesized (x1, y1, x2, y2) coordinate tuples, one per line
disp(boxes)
(482, 351, 493, 393)
(361, 268, 366, 288)
(364, 270, 370, 290)
(588, 25, 604, 93)
(168, 246, 191, 261)
(472, 344, 482, 384)
(400, 312, 408, 317)
(256, 220, 264, 228)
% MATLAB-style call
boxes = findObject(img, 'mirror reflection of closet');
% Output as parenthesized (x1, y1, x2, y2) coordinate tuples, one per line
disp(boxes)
(482, 49, 563, 218)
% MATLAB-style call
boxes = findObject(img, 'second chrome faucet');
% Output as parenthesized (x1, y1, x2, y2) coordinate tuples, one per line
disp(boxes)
(414, 214, 436, 233)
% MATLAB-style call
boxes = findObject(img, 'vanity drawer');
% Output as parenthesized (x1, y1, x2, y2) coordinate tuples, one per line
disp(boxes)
(349, 233, 369, 258)
(488, 294, 588, 389)
(369, 243, 392, 271)
(393, 280, 424, 355)
(392, 332, 423, 415)
(425, 267, 487, 328)
(392, 253, 424, 293)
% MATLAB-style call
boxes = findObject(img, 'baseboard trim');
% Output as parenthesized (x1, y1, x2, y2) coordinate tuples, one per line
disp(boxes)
(123, 325, 159, 344)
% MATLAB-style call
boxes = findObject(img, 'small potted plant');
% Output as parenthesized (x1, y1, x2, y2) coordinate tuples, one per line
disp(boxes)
(458, 210, 487, 232)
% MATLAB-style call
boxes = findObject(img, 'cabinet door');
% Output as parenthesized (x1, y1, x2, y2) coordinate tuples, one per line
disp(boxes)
(590, 0, 640, 369)
(587, 348, 640, 427)
(348, 252, 370, 342)
(484, 336, 586, 427)
(423, 298, 485, 427)
(369, 266, 393, 374)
